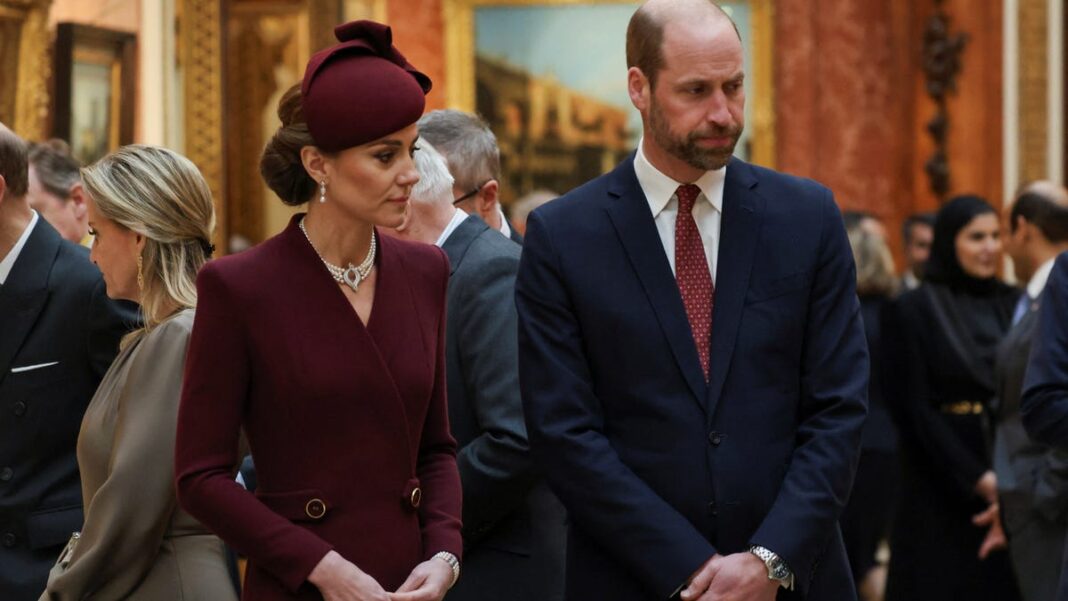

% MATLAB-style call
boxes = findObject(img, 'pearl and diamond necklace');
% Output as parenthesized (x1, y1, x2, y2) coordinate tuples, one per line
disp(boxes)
(299, 216, 376, 293)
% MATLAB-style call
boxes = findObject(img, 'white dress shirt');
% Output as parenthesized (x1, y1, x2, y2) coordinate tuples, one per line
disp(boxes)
(1027, 256, 1057, 300)
(633, 139, 724, 284)
(497, 206, 512, 239)
(0, 210, 39, 285)
(435, 208, 469, 248)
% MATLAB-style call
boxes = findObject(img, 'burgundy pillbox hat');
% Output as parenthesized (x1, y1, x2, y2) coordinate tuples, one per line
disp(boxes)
(301, 20, 432, 152)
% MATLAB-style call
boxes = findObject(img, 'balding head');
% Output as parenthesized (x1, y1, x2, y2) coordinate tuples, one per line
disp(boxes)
(1020, 180, 1068, 205)
(626, 0, 739, 89)
(0, 122, 29, 204)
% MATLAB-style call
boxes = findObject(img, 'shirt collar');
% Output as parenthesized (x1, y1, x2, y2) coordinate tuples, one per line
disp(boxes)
(1028, 256, 1057, 299)
(497, 206, 511, 238)
(435, 207, 469, 248)
(0, 210, 39, 285)
(634, 138, 725, 217)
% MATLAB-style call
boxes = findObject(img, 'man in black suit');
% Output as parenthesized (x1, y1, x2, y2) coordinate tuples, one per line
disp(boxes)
(382, 141, 565, 600)
(994, 182, 1068, 601)
(0, 123, 135, 599)
(417, 109, 524, 245)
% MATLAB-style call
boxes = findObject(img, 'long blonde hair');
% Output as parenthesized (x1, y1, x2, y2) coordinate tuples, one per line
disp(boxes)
(82, 145, 215, 343)
(847, 223, 898, 297)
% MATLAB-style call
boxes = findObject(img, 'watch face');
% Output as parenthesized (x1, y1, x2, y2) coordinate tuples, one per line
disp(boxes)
(770, 561, 790, 580)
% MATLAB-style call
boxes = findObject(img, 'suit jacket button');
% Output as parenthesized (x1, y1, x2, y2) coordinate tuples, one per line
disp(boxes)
(0, 468, 12, 482)
(708, 431, 723, 446)
(708, 501, 718, 516)
(12, 402, 26, 417)
(305, 498, 327, 519)
(2, 533, 15, 547)
(410, 487, 422, 509)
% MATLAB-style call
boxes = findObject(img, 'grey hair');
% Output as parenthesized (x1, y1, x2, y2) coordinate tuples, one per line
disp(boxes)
(411, 141, 455, 206)
(417, 109, 500, 192)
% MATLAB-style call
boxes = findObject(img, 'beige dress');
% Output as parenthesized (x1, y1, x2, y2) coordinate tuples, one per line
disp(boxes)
(40, 310, 237, 600)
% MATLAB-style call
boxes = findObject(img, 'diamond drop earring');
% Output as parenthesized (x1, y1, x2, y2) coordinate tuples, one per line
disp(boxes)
(319, 180, 327, 203)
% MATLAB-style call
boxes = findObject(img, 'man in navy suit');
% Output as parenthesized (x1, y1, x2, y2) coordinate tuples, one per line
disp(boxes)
(0, 123, 135, 599)
(515, 2, 868, 600)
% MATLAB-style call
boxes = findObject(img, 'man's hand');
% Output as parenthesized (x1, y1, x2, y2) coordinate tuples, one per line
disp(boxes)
(974, 470, 998, 504)
(680, 553, 780, 601)
(388, 558, 454, 601)
(973, 502, 1008, 560)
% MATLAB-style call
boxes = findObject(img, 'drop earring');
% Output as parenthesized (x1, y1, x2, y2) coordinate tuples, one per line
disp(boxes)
(319, 180, 327, 203)
(136, 254, 144, 290)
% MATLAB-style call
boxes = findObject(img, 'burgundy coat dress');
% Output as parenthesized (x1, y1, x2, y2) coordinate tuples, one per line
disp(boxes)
(174, 215, 463, 600)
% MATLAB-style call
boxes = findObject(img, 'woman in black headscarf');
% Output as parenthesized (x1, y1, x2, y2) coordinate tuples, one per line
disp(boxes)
(884, 196, 1021, 601)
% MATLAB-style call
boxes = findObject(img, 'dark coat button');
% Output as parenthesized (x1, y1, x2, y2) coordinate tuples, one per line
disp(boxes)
(708, 501, 718, 516)
(708, 431, 723, 446)
(0, 467, 12, 482)
(2, 533, 15, 547)
(410, 487, 422, 509)
(12, 402, 26, 417)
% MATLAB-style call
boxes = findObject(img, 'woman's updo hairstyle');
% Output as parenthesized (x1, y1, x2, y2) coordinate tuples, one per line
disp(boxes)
(259, 20, 431, 206)
(259, 84, 318, 206)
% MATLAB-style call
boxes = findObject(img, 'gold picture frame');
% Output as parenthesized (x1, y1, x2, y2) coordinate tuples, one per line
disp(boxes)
(443, 0, 776, 200)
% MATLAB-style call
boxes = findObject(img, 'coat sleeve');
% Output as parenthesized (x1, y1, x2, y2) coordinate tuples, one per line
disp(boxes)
(175, 264, 333, 593)
(453, 251, 536, 542)
(41, 319, 189, 601)
(883, 294, 988, 494)
(517, 210, 716, 600)
(1022, 253, 1068, 448)
(415, 248, 464, 560)
(747, 189, 869, 594)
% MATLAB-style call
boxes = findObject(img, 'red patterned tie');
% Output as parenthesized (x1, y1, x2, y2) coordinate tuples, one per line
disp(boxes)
(674, 184, 714, 380)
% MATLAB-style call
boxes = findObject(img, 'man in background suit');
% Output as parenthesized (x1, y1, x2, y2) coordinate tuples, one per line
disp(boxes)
(993, 182, 1068, 601)
(417, 110, 524, 245)
(900, 213, 935, 291)
(0, 123, 135, 599)
(515, 2, 868, 600)
(383, 141, 565, 600)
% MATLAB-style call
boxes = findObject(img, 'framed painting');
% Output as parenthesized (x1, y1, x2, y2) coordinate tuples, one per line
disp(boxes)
(52, 23, 137, 165)
(444, 0, 774, 204)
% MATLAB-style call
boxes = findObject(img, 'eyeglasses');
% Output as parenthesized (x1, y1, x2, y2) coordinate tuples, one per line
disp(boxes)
(453, 181, 489, 205)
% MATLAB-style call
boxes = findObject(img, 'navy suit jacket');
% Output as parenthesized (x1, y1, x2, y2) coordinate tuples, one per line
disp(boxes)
(516, 156, 868, 600)
(1022, 251, 1068, 447)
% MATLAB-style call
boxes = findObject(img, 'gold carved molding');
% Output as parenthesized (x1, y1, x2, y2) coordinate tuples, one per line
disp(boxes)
(179, 0, 227, 251)
(1017, 0, 1048, 184)
(443, 0, 776, 167)
(0, 0, 53, 140)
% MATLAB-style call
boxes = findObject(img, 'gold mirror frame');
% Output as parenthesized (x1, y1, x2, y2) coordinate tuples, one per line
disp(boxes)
(0, 0, 53, 140)
(443, 0, 775, 167)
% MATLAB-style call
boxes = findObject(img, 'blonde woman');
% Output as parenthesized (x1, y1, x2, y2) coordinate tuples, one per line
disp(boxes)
(40, 145, 237, 601)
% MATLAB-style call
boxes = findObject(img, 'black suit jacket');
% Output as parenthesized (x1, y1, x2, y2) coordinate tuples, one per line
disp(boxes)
(517, 156, 868, 600)
(440, 214, 564, 601)
(0, 218, 135, 600)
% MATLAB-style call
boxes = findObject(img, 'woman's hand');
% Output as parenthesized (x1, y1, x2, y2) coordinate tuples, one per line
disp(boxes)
(389, 558, 454, 601)
(308, 551, 391, 601)
(973, 470, 998, 504)
(973, 502, 1008, 560)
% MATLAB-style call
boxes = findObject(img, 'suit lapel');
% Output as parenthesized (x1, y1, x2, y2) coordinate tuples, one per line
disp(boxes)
(706, 159, 763, 419)
(440, 214, 489, 275)
(605, 157, 708, 411)
(0, 219, 60, 383)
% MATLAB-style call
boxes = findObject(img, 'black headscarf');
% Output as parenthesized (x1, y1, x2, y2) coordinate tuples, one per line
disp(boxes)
(925, 195, 1007, 295)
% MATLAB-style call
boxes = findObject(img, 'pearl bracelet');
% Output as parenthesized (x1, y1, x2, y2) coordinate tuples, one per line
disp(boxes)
(432, 551, 460, 587)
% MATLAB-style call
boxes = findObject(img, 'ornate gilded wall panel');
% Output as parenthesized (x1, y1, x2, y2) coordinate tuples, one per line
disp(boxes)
(0, 0, 52, 140)
(1018, 0, 1048, 184)
(180, 0, 227, 250)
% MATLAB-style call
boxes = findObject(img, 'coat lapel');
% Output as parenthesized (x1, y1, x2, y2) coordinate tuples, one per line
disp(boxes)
(605, 157, 708, 411)
(440, 214, 489, 275)
(0, 218, 60, 384)
(706, 159, 763, 419)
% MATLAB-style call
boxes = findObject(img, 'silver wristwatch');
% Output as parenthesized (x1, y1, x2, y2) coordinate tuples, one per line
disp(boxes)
(749, 545, 794, 590)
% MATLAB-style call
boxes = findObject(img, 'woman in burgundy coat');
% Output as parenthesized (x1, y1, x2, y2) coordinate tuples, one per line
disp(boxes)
(174, 21, 462, 601)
